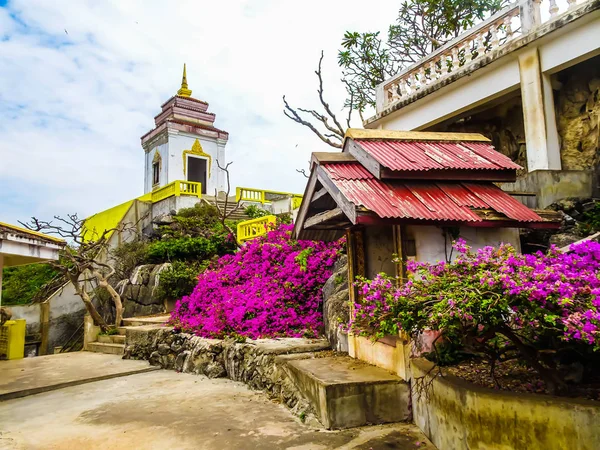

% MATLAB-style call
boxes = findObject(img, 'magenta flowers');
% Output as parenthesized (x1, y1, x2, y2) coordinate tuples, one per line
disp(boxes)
(170, 224, 342, 339)
(350, 239, 600, 393)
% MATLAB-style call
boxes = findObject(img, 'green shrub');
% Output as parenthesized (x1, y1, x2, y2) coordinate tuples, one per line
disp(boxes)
(156, 260, 208, 301)
(110, 240, 149, 280)
(1, 263, 59, 305)
(245, 205, 270, 219)
(146, 234, 236, 262)
(579, 202, 600, 234)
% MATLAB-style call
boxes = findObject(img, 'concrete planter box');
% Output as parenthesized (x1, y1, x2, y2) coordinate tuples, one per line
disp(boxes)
(348, 334, 411, 381)
(411, 358, 600, 450)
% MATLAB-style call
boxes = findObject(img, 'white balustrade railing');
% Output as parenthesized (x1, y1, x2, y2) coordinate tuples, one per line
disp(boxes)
(381, 0, 586, 108)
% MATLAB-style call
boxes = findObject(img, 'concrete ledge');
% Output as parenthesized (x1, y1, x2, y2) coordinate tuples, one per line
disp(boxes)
(285, 356, 410, 429)
(411, 358, 600, 450)
(349, 334, 411, 381)
(0, 352, 159, 401)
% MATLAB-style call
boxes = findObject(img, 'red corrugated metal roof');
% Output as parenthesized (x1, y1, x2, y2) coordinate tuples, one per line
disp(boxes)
(321, 162, 542, 223)
(356, 139, 521, 172)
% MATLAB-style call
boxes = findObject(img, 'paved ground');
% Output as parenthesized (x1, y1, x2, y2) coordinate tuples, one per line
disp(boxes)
(0, 353, 157, 401)
(0, 369, 435, 450)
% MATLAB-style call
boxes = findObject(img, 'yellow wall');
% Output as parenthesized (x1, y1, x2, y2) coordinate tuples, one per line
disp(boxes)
(82, 199, 134, 242)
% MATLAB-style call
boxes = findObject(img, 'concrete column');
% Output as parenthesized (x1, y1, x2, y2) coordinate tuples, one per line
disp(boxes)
(518, 47, 562, 171)
(375, 83, 385, 113)
(0, 255, 3, 310)
(39, 301, 49, 356)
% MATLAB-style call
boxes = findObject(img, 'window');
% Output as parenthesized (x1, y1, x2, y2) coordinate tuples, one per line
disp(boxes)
(152, 162, 160, 186)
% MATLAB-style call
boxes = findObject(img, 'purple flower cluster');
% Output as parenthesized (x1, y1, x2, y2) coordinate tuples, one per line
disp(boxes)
(170, 224, 342, 339)
(351, 239, 600, 349)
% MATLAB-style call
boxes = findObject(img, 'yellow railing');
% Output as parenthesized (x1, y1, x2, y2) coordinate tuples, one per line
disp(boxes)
(291, 196, 303, 210)
(236, 187, 302, 206)
(149, 180, 202, 204)
(237, 215, 277, 243)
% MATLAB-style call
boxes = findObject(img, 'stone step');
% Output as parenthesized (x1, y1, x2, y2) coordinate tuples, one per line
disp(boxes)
(122, 315, 170, 327)
(284, 355, 410, 429)
(96, 334, 126, 344)
(88, 342, 125, 356)
(110, 335, 126, 344)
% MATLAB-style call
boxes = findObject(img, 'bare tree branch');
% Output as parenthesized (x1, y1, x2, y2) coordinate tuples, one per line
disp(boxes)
(283, 96, 343, 149)
(20, 214, 141, 331)
(282, 51, 352, 149)
(214, 160, 242, 249)
(296, 168, 310, 179)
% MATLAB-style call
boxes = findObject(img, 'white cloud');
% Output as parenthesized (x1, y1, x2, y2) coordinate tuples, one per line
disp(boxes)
(0, 0, 398, 224)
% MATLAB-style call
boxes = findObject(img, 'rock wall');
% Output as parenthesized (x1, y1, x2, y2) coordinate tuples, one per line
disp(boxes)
(431, 96, 528, 172)
(321, 255, 349, 352)
(124, 327, 327, 425)
(115, 263, 171, 317)
(555, 56, 600, 171)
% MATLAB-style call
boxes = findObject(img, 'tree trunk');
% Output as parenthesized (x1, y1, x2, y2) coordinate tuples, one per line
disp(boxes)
(96, 273, 123, 328)
(499, 326, 566, 395)
(69, 275, 109, 332)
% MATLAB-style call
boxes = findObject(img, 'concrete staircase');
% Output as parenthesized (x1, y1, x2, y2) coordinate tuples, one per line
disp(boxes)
(202, 197, 250, 221)
(88, 329, 126, 355)
(284, 355, 410, 429)
(88, 315, 170, 356)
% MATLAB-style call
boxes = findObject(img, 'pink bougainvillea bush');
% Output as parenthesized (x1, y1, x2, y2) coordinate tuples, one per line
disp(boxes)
(170, 224, 342, 339)
(350, 239, 600, 394)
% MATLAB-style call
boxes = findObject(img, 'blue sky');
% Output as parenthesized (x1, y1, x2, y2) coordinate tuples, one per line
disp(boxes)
(0, 0, 398, 225)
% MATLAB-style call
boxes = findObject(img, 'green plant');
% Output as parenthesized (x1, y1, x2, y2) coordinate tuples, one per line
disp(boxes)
(146, 234, 236, 263)
(579, 202, 600, 234)
(295, 248, 314, 272)
(110, 239, 149, 280)
(156, 260, 208, 302)
(334, 274, 344, 286)
(98, 328, 120, 336)
(1, 263, 60, 305)
(277, 213, 292, 225)
(245, 205, 270, 219)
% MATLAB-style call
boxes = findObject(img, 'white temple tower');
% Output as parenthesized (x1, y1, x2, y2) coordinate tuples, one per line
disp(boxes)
(141, 64, 229, 195)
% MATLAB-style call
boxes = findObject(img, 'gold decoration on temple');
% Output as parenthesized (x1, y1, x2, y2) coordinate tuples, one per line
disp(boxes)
(177, 63, 192, 97)
(183, 139, 211, 176)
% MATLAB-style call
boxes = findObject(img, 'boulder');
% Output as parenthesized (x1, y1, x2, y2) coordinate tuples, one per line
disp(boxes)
(322, 255, 349, 352)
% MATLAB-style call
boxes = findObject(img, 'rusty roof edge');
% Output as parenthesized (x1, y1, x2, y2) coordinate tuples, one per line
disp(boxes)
(344, 128, 491, 144)
(311, 152, 357, 166)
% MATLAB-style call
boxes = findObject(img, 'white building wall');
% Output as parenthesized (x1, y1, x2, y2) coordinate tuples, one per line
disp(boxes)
(406, 225, 521, 265)
(143, 142, 169, 193)
(143, 132, 225, 195)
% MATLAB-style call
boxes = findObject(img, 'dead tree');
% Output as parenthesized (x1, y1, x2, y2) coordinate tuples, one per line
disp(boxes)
(20, 214, 132, 331)
(214, 160, 242, 248)
(283, 51, 359, 149)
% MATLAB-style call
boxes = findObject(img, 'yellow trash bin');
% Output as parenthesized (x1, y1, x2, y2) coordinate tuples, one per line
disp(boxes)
(0, 319, 26, 360)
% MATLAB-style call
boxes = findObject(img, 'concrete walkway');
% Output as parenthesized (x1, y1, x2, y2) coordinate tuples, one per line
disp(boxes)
(0, 370, 435, 449)
(0, 352, 158, 401)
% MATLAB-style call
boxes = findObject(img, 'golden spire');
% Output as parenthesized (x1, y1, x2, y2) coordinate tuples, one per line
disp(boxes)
(177, 63, 192, 97)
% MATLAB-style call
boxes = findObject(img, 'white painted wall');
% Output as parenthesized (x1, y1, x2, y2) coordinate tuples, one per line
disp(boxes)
(406, 225, 521, 265)
(144, 131, 226, 195)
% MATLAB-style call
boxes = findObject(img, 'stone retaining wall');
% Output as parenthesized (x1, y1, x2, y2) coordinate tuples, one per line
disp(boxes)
(124, 327, 329, 425)
(411, 358, 600, 450)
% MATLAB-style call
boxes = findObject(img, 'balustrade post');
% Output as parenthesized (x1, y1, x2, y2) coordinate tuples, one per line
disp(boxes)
(567, 0, 577, 9)
(521, 0, 542, 33)
(451, 47, 460, 71)
(549, 0, 559, 17)
(490, 24, 500, 48)
(503, 15, 514, 38)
